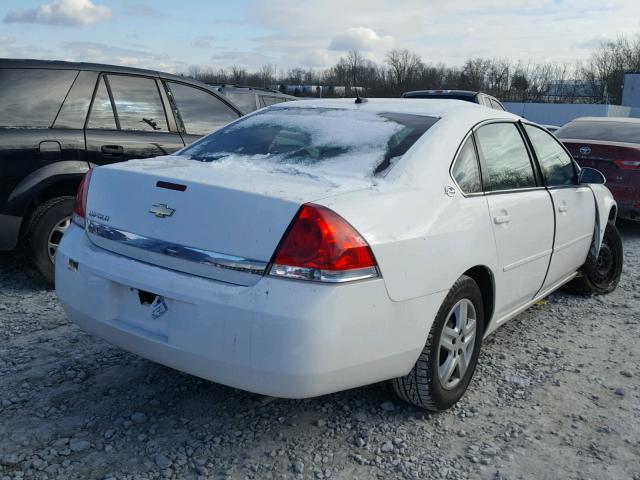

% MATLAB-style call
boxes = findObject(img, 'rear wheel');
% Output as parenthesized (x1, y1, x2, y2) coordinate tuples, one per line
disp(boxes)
(568, 222, 623, 295)
(392, 275, 485, 411)
(23, 196, 75, 285)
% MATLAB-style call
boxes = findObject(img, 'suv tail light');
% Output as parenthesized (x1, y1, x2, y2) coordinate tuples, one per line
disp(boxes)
(269, 204, 379, 283)
(72, 169, 93, 228)
(614, 159, 640, 170)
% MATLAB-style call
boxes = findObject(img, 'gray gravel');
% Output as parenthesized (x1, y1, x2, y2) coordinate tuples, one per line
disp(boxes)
(1, 222, 639, 480)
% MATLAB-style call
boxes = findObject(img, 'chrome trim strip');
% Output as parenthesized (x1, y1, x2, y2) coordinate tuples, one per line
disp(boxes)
(86, 220, 268, 275)
(269, 264, 379, 283)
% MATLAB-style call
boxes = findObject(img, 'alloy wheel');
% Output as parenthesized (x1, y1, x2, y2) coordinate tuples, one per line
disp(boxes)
(437, 298, 477, 390)
(47, 216, 71, 264)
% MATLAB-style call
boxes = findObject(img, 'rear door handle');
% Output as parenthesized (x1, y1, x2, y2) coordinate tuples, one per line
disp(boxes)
(493, 215, 511, 224)
(101, 145, 124, 156)
(558, 205, 569, 213)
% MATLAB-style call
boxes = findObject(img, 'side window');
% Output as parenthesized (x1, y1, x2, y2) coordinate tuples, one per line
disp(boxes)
(54, 70, 98, 129)
(475, 123, 537, 191)
(223, 91, 257, 113)
(168, 82, 239, 136)
(260, 95, 282, 107)
(107, 75, 168, 132)
(87, 77, 116, 130)
(490, 98, 505, 111)
(0, 68, 77, 128)
(451, 137, 482, 194)
(524, 125, 577, 186)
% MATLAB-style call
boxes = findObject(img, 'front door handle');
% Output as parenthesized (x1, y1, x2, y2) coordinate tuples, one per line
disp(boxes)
(558, 205, 569, 213)
(494, 215, 511, 224)
(101, 145, 124, 156)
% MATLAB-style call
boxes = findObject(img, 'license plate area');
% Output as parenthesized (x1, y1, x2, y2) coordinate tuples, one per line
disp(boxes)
(113, 284, 172, 338)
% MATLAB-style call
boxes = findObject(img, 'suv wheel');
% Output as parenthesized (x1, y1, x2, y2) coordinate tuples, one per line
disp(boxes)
(24, 196, 75, 285)
(392, 275, 485, 411)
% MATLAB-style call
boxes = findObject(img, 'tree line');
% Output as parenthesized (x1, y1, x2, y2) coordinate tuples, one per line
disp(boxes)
(183, 35, 640, 105)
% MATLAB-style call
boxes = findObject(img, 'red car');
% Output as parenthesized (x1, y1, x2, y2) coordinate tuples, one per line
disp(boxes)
(557, 117, 640, 221)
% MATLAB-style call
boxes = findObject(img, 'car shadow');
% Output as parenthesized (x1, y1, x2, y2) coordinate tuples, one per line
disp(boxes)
(617, 219, 640, 237)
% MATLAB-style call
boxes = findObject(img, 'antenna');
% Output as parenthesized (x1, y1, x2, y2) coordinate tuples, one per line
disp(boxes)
(355, 88, 368, 104)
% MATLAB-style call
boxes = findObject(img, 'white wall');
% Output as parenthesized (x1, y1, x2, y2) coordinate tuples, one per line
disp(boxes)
(504, 103, 633, 126)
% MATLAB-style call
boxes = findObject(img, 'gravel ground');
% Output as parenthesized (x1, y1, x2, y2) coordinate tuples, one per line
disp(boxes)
(1, 222, 639, 480)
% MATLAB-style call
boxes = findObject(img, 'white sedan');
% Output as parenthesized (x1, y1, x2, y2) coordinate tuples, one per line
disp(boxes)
(55, 99, 622, 411)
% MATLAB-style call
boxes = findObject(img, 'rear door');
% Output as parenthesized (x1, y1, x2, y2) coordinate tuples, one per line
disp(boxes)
(165, 81, 241, 144)
(523, 124, 595, 289)
(475, 122, 555, 318)
(85, 74, 184, 166)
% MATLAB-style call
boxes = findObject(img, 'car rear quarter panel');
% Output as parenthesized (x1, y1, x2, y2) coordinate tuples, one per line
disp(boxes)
(319, 176, 499, 304)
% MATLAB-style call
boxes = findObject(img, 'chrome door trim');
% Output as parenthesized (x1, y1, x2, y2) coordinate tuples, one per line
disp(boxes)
(86, 220, 268, 275)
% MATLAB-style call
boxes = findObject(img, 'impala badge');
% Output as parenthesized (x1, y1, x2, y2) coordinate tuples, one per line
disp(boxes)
(149, 203, 175, 218)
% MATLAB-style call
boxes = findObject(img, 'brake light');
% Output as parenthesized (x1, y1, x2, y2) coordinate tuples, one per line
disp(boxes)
(72, 169, 93, 228)
(269, 204, 379, 283)
(614, 159, 640, 170)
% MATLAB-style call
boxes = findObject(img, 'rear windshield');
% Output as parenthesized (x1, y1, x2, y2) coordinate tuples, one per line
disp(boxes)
(556, 120, 640, 144)
(0, 68, 78, 128)
(182, 107, 438, 177)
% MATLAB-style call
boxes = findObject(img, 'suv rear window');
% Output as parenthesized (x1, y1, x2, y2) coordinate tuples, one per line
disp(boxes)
(0, 68, 78, 128)
(183, 107, 438, 177)
(556, 120, 640, 145)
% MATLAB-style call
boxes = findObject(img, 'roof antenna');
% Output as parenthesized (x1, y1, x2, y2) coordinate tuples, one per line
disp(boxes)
(354, 88, 368, 104)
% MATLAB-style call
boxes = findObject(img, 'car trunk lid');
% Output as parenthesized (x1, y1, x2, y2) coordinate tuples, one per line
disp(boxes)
(563, 139, 640, 181)
(85, 156, 372, 286)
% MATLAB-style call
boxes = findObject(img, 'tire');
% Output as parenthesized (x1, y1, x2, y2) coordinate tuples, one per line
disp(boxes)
(23, 196, 75, 286)
(392, 275, 485, 411)
(567, 221, 623, 295)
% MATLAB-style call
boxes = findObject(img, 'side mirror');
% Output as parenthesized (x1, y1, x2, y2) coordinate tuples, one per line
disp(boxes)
(579, 167, 606, 185)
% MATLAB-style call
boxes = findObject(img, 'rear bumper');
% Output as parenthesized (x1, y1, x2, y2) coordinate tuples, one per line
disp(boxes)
(0, 213, 21, 250)
(55, 225, 446, 398)
(607, 184, 640, 221)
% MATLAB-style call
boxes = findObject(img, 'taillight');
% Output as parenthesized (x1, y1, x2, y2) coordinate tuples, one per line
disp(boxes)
(614, 159, 640, 170)
(269, 204, 379, 283)
(72, 169, 93, 228)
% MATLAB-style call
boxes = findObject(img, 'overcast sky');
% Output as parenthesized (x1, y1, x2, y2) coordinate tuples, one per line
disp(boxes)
(1, 0, 639, 74)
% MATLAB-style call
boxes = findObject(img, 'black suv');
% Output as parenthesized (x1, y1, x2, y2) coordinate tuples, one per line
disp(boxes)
(0, 59, 242, 283)
(402, 89, 506, 111)
(211, 84, 297, 114)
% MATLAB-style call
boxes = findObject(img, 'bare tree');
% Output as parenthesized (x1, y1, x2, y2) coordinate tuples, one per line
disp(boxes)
(385, 49, 423, 93)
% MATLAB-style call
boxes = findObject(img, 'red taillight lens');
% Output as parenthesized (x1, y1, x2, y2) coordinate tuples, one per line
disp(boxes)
(269, 204, 378, 282)
(614, 159, 640, 170)
(72, 169, 93, 228)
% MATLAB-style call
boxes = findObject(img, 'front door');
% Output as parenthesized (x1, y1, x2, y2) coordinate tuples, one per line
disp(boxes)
(523, 124, 595, 289)
(475, 122, 555, 318)
(84, 74, 184, 166)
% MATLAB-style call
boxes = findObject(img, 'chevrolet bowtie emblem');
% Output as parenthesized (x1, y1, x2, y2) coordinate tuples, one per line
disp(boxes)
(149, 203, 175, 218)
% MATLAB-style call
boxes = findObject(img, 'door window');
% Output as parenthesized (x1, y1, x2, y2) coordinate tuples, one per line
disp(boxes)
(524, 125, 577, 186)
(168, 82, 239, 136)
(87, 77, 116, 130)
(475, 123, 537, 191)
(451, 137, 482, 194)
(106, 75, 168, 132)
